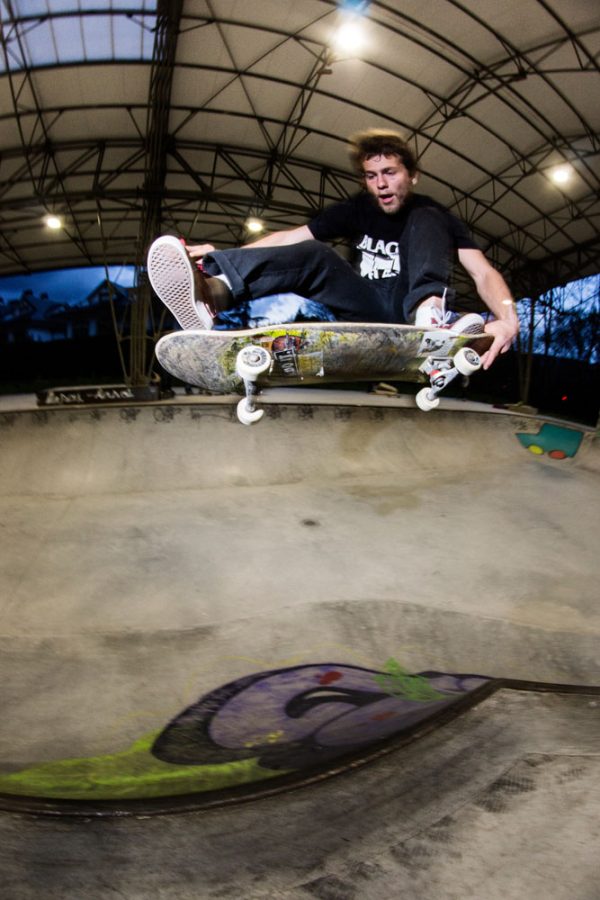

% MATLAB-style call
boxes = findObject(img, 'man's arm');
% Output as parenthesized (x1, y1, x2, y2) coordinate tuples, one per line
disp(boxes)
(186, 224, 314, 261)
(242, 224, 315, 249)
(458, 247, 520, 370)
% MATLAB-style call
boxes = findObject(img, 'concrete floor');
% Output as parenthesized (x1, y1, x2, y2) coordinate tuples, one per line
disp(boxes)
(0, 391, 598, 898)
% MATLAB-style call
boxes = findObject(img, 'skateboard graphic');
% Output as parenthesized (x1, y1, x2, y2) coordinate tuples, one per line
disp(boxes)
(155, 322, 493, 425)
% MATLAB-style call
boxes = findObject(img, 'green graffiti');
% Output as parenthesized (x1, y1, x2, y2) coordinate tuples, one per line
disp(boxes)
(0, 732, 284, 802)
(374, 659, 446, 701)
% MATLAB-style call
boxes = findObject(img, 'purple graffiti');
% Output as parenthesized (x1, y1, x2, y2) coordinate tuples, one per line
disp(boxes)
(152, 664, 489, 772)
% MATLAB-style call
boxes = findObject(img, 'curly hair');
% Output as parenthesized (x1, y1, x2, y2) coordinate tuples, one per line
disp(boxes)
(348, 129, 418, 176)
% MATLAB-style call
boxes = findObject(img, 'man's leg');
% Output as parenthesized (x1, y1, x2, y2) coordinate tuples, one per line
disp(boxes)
(148, 237, 387, 329)
(204, 241, 388, 322)
(393, 208, 484, 333)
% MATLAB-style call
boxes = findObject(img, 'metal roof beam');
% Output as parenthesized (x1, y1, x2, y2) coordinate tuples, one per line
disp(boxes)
(128, 0, 183, 386)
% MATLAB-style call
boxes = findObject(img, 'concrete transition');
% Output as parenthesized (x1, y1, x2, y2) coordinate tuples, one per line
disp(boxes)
(1, 391, 598, 899)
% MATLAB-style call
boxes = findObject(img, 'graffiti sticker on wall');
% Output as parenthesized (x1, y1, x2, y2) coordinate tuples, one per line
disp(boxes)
(517, 423, 584, 459)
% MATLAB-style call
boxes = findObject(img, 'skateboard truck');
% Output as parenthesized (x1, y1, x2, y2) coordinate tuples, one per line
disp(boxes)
(235, 345, 272, 424)
(234, 344, 482, 421)
(416, 346, 482, 411)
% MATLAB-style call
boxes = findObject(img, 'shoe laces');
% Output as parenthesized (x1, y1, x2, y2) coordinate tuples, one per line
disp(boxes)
(429, 305, 453, 327)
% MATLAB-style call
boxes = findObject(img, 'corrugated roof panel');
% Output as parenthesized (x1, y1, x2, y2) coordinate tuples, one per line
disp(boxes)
(0, 0, 597, 291)
(82, 14, 113, 61)
(51, 17, 84, 65)
(113, 12, 152, 59)
(0, 2, 157, 72)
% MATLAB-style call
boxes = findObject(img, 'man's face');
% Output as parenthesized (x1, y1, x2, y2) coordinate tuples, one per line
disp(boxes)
(362, 154, 415, 215)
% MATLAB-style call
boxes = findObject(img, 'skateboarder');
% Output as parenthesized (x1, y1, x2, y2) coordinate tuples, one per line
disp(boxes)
(148, 129, 519, 370)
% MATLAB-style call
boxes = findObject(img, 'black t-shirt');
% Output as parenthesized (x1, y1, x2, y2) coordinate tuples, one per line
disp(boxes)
(308, 192, 479, 286)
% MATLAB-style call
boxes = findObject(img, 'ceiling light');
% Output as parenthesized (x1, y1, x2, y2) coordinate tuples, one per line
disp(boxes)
(245, 217, 264, 234)
(332, 19, 366, 54)
(549, 165, 573, 186)
(45, 214, 63, 230)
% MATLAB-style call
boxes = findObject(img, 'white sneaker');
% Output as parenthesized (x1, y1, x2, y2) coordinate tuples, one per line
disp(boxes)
(414, 301, 485, 335)
(147, 235, 215, 330)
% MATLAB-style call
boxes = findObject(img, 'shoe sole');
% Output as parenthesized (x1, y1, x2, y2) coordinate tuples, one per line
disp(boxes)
(147, 235, 213, 330)
(449, 313, 486, 335)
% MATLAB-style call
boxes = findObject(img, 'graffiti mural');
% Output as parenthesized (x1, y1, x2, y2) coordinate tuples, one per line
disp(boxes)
(152, 663, 489, 772)
(0, 660, 489, 803)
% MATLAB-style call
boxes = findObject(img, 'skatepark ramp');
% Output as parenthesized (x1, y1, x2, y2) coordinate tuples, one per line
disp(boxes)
(1, 393, 599, 899)
(1, 393, 598, 807)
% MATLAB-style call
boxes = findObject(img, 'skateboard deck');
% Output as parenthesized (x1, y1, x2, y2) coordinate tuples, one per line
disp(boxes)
(156, 322, 489, 389)
(155, 322, 493, 423)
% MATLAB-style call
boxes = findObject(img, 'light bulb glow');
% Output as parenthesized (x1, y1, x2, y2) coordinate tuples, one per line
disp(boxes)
(245, 218, 264, 234)
(45, 215, 62, 230)
(332, 20, 366, 54)
(550, 165, 573, 185)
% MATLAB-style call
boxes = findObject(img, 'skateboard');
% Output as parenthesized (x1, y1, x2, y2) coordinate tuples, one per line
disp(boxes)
(155, 322, 493, 425)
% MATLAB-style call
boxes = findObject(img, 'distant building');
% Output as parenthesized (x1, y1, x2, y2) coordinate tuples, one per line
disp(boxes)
(0, 280, 131, 343)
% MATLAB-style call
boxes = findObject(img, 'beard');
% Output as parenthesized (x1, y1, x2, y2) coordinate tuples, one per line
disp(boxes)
(367, 187, 412, 215)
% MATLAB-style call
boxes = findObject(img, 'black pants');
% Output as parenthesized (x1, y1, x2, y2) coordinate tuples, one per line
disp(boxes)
(203, 207, 455, 324)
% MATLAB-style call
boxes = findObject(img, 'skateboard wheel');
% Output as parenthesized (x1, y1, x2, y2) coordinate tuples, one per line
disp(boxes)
(454, 347, 481, 375)
(237, 397, 264, 425)
(416, 388, 440, 412)
(235, 346, 271, 380)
